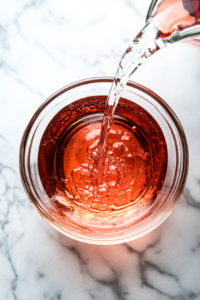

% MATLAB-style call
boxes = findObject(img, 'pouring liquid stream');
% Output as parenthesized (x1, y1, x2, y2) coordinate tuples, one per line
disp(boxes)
(94, 20, 160, 183)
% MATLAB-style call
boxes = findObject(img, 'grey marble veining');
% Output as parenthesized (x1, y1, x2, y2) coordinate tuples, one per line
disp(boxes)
(0, 0, 200, 299)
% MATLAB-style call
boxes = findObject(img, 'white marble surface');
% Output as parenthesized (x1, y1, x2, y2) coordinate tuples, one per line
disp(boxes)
(1, 0, 200, 299)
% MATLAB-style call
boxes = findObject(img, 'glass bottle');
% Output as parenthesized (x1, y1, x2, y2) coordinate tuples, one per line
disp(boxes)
(146, 0, 200, 49)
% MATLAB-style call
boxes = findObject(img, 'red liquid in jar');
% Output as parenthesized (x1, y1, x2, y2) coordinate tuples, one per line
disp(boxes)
(38, 96, 168, 226)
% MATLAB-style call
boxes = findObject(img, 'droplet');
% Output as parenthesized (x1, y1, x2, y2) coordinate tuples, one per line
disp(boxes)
(132, 126, 137, 132)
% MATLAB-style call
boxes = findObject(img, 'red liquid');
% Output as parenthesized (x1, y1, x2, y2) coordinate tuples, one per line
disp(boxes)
(38, 96, 167, 226)
(153, 0, 200, 48)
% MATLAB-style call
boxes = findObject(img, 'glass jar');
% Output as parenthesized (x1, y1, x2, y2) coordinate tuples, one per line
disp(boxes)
(19, 77, 188, 244)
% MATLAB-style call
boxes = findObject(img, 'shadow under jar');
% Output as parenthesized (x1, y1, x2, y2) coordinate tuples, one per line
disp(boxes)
(19, 77, 188, 244)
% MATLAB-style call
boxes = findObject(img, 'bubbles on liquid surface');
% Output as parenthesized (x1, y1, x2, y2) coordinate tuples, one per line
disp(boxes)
(38, 96, 168, 226)
(59, 118, 152, 212)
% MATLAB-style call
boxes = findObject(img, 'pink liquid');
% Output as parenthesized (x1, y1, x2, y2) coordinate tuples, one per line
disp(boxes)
(38, 96, 167, 221)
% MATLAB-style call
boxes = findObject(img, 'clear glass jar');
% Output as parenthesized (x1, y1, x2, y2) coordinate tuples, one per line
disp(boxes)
(19, 77, 188, 244)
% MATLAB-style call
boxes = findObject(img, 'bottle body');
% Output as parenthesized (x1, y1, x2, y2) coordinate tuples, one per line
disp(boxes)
(147, 0, 200, 48)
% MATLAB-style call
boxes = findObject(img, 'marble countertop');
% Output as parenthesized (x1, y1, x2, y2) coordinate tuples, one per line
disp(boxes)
(1, 0, 200, 299)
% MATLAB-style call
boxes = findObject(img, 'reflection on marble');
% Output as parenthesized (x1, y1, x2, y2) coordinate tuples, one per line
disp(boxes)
(0, 0, 200, 299)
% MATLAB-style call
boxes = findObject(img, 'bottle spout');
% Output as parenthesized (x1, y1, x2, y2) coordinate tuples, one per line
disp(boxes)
(161, 24, 200, 46)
